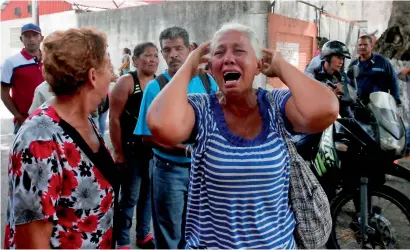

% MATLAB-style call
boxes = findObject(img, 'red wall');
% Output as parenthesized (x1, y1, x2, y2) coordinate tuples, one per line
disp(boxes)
(1, 0, 72, 21)
(267, 14, 318, 89)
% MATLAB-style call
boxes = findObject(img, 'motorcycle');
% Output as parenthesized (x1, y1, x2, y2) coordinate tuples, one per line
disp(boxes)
(296, 65, 410, 248)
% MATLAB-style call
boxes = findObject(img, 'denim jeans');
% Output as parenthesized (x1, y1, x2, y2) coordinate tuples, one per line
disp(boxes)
(92, 110, 108, 135)
(152, 156, 190, 249)
(116, 148, 153, 247)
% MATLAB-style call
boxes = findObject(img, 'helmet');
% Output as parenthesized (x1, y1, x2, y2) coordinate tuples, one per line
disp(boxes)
(321, 40, 351, 60)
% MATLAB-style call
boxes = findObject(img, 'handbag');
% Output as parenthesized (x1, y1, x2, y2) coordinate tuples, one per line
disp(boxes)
(268, 93, 332, 249)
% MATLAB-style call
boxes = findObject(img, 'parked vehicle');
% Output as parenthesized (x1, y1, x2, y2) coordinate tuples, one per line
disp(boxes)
(297, 65, 410, 248)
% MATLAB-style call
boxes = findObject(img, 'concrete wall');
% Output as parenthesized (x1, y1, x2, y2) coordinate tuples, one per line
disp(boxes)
(275, 1, 410, 125)
(273, 0, 394, 71)
(0, 10, 77, 66)
(391, 59, 410, 126)
(274, 0, 392, 39)
(274, 0, 392, 65)
(0, 1, 396, 89)
(76, 1, 271, 88)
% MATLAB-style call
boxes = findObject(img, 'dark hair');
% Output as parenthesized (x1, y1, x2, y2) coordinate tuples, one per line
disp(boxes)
(133, 42, 158, 58)
(191, 42, 198, 49)
(132, 42, 158, 67)
(159, 26, 190, 49)
(359, 35, 373, 45)
(124, 48, 131, 55)
(42, 28, 107, 96)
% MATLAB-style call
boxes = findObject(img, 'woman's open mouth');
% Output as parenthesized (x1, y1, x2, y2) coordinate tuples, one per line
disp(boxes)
(223, 72, 241, 87)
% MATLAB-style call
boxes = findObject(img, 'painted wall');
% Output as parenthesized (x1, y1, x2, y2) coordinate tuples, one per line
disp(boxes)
(274, 0, 392, 39)
(267, 13, 318, 89)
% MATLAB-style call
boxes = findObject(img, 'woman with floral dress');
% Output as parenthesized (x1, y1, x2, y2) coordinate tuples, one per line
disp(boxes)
(4, 28, 119, 249)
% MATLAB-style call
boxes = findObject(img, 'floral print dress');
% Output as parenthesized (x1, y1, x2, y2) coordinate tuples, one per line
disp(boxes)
(4, 104, 118, 249)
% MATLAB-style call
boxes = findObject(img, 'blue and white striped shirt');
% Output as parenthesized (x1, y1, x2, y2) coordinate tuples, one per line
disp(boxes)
(186, 88, 296, 249)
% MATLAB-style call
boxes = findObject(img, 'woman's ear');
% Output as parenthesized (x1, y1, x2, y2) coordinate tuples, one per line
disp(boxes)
(132, 56, 138, 68)
(87, 68, 98, 89)
(207, 61, 212, 74)
(255, 58, 264, 76)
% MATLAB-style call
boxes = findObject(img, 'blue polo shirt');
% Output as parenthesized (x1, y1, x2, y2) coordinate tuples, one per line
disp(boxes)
(134, 71, 218, 163)
(348, 53, 400, 104)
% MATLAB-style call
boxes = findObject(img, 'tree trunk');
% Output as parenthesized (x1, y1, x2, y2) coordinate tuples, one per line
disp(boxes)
(374, 1, 410, 124)
(374, 1, 410, 61)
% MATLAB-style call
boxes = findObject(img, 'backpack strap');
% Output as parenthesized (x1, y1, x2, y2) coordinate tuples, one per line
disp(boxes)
(156, 73, 210, 93)
(156, 74, 169, 91)
(129, 71, 141, 93)
(198, 72, 211, 94)
(123, 71, 142, 119)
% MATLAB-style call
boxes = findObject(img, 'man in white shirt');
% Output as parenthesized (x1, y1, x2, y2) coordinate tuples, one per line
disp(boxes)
(28, 81, 54, 114)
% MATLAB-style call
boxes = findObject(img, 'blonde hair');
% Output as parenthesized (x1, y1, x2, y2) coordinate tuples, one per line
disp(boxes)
(210, 22, 262, 59)
(42, 28, 108, 96)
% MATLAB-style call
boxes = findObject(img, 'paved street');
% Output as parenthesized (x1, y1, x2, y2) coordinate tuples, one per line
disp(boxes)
(1, 100, 409, 248)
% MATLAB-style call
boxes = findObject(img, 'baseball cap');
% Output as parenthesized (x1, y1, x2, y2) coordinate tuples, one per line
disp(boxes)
(21, 23, 42, 35)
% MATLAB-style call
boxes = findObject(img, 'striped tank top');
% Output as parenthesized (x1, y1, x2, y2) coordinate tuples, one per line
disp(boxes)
(186, 88, 296, 249)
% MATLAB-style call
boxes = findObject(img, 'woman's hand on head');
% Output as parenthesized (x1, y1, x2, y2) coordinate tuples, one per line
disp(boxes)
(186, 41, 211, 77)
(261, 49, 285, 78)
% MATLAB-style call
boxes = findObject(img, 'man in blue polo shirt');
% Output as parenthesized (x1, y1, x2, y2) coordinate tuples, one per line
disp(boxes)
(348, 35, 400, 105)
(134, 26, 218, 249)
(1, 23, 44, 134)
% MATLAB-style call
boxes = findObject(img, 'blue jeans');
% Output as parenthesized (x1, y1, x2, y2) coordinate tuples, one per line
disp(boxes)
(117, 150, 153, 247)
(92, 110, 108, 135)
(152, 156, 190, 249)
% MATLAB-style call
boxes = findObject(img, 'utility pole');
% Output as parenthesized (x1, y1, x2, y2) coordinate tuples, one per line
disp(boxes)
(32, 0, 39, 25)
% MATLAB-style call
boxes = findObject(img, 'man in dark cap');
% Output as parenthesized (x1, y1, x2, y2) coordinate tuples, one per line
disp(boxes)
(1, 23, 44, 133)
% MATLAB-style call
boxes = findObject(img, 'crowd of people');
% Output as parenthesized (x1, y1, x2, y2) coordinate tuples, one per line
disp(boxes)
(1, 20, 409, 250)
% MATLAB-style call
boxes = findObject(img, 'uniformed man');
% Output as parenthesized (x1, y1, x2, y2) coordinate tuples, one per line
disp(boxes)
(348, 35, 400, 105)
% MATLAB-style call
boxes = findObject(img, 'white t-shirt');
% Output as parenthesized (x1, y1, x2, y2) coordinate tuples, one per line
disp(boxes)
(28, 81, 54, 114)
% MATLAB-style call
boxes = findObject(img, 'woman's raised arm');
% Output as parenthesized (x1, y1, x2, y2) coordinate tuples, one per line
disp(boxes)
(147, 42, 211, 145)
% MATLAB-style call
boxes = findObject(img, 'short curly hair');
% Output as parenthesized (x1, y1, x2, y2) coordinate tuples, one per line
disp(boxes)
(42, 28, 108, 96)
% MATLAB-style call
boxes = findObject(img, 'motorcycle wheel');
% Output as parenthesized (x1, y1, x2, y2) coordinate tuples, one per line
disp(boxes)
(326, 185, 410, 249)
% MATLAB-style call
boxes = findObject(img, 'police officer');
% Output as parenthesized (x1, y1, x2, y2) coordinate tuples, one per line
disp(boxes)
(295, 41, 352, 158)
(292, 41, 353, 201)
(304, 37, 329, 77)
(348, 35, 400, 105)
(309, 40, 353, 118)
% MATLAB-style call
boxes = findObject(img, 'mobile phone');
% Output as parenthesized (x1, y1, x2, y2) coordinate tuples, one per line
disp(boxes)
(327, 82, 337, 89)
